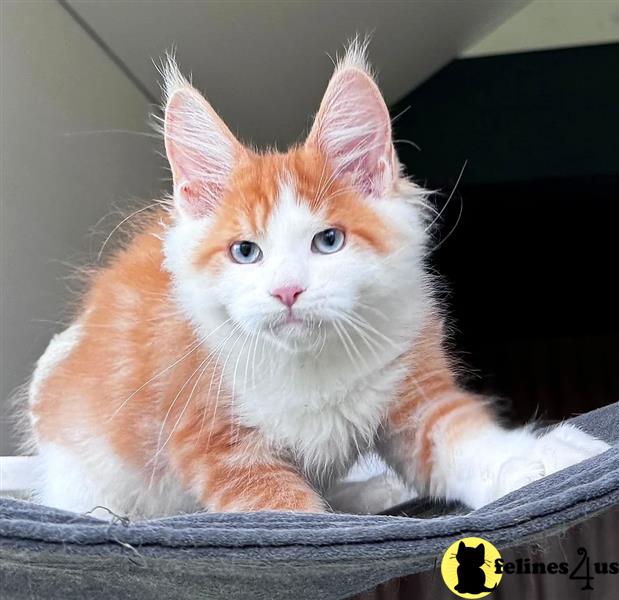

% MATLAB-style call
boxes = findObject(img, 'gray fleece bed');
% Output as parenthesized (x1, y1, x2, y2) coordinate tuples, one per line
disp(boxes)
(1, 401, 617, 599)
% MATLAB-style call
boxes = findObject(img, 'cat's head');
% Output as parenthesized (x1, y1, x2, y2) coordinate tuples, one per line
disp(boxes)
(456, 541, 486, 567)
(162, 43, 429, 356)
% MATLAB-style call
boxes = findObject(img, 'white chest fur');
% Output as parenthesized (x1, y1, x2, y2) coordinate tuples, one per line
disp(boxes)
(233, 347, 409, 486)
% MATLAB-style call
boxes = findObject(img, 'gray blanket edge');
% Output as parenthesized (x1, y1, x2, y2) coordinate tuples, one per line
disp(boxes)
(1, 402, 617, 599)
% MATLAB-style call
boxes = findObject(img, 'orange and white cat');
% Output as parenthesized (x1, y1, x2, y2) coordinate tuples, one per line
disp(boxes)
(27, 45, 608, 518)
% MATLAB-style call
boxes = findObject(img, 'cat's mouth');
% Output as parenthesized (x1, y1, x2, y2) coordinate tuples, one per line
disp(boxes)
(265, 309, 325, 344)
(283, 312, 304, 325)
(261, 310, 318, 352)
(271, 310, 305, 330)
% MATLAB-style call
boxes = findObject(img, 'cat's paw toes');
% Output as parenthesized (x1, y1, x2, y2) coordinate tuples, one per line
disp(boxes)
(476, 426, 609, 507)
(535, 424, 610, 475)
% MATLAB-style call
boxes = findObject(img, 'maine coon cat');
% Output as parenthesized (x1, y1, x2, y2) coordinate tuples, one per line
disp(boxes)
(27, 44, 609, 517)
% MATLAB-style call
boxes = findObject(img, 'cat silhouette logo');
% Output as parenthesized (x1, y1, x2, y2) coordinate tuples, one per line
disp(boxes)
(441, 537, 503, 598)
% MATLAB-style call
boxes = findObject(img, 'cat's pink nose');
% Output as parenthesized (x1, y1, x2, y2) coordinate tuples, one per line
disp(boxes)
(271, 285, 305, 308)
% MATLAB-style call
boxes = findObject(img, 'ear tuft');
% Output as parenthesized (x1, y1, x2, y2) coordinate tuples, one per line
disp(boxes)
(307, 40, 394, 199)
(160, 51, 193, 108)
(336, 35, 373, 76)
(160, 54, 242, 219)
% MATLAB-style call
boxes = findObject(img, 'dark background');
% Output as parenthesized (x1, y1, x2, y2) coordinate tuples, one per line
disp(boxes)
(392, 43, 619, 424)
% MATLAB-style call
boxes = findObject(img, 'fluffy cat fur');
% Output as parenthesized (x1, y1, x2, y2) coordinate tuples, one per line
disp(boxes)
(27, 43, 609, 518)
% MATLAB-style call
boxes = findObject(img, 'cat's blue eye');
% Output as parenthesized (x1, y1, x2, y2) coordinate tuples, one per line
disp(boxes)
(312, 228, 345, 254)
(230, 241, 262, 264)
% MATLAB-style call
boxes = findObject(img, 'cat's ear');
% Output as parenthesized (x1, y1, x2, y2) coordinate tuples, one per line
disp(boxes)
(306, 43, 395, 198)
(162, 58, 244, 218)
(476, 544, 485, 554)
(458, 541, 466, 552)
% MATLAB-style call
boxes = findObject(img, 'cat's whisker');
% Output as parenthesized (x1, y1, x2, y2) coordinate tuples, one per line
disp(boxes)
(172, 327, 247, 465)
(338, 319, 370, 373)
(149, 333, 233, 487)
(338, 312, 383, 365)
(203, 324, 245, 448)
(348, 310, 400, 350)
(214, 327, 247, 414)
(429, 191, 464, 254)
(216, 331, 252, 445)
(355, 301, 389, 322)
(348, 313, 388, 354)
(97, 201, 163, 263)
(332, 320, 363, 379)
(317, 326, 328, 357)
(424, 160, 467, 234)
(110, 317, 233, 420)
(62, 128, 160, 139)
(154, 322, 241, 467)
(149, 356, 211, 486)
(250, 330, 263, 391)
(242, 331, 258, 398)
(110, 339, 202, 422)
(392, 138, 421, 152)
(196, 325, 244, 442)
(230, 329, 254, 412)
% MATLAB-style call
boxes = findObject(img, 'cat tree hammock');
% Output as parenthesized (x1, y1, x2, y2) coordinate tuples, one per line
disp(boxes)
(1, 402, 617, 599)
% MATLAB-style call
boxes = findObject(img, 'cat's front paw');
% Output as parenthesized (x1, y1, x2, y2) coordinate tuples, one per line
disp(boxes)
(492, 424, 609, 504)
(535, 423, 610, 472)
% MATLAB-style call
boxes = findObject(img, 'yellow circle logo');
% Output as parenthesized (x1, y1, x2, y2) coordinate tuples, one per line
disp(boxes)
(441, 537, 503, 598)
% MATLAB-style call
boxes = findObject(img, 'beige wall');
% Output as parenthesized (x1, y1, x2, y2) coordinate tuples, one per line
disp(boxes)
(0, 1, 162, 453)
(464, 0, 619, 57)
